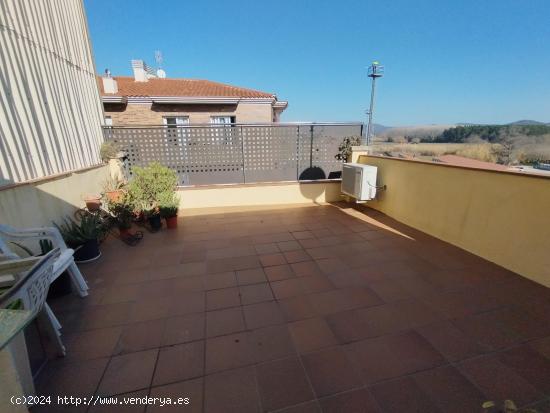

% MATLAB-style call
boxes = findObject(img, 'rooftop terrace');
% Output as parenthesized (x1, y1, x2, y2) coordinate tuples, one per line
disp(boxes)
(35, 203, 550, 413)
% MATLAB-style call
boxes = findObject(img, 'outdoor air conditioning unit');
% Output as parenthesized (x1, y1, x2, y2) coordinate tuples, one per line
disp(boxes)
(341, 163, 378, 201)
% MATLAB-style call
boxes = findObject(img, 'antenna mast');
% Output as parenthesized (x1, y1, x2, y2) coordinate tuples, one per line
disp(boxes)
(365, 61, 384, 145)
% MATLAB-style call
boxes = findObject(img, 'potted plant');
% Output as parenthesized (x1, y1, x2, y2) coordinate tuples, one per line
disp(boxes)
(128, 162, 178, 232)
(159, 191, 179, 229)
(103, 177, 126, 203)
(55, 213, 103, 262)
(141, 201, 162, 232)
(107, 196, 134, 237)
(100, 141, 121, 162)
(84, 194, 102, 211)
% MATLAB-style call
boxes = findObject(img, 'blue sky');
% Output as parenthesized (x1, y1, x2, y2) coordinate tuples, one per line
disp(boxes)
(84, 0, 550, 126)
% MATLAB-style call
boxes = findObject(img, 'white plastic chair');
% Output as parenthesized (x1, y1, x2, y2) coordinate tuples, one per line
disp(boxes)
(0, 224, 89, 298)
(0, 249, 63, 395)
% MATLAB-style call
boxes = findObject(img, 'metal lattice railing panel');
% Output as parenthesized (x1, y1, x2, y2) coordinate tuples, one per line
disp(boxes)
(105, 123, 363, 186)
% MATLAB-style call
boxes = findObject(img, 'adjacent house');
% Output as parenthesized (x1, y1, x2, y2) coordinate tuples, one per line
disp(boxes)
(99, 60, 288, 126)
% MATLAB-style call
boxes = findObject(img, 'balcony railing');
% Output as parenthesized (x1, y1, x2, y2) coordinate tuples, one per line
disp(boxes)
(103, 123, 363, 186)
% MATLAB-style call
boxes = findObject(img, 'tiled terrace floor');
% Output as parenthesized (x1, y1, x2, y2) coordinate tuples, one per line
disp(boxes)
(37, 203, 550, 413)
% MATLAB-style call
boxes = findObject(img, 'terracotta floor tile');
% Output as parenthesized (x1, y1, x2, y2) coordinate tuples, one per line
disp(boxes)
(277, 240, 302, 252)
(236, 267, 268, 285)
(453, 311, 521, 351)
(256, 356, 315, 412)
(530, 336, 550, 360)
(371, 376, 440, 413)
(97, 349, 157, 396)
(264, 264, 295, 282)
(63, 327, 122, 362)
(422, 289, 502, 318)
(36, 358, 109, 398)
(38, 204, 550, 411)
(251, 324, 296, 362)
(319, 388, 381, 413)
(153, 342, 204, 386)
(309, 287, 382, 315)
(260, 253, 287, 267)
(206, 307, 245, 337)
(367, 278, 413, 302)
(100, 284, 140, 305)
(204, 366, 261, 413)
(148, 378, 203, 413)
(290, 260, 322, 276)
(316, 257, 349, 275)
(203, 271, 237, 290)
(416, 320, 489, 362)
(292, 230, 315, 240)
(161, 313, 205, 346)
(346, 331, 445, 384)
(205, 332, 256, 374)
(271, 278, 304, 299)
(62, 302, 132, 333)
(206, 287, 241, 310)
(239, 283, 274, 305)
(279, 295, 318, 322)
(243, 301, 285, 329)
(255, 243, 280, 255)
(498, 345, 550, 394)
(458, 355, 541, 407)
(302, 347, 362, 397)
(207, 246, 256, 260)
(283, 250, 311, 264)
(413, 365, 486, 413)
(116, 319, 164, 354)
(326, 310, 376, 344)
(289, 318, 338, 353)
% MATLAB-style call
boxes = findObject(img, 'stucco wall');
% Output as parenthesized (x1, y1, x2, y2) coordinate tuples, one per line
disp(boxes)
(0, 165, 109, 229)
(178, 181, 342, 209)
(356, 154, 550, 287)
(105, 102, 274, 125)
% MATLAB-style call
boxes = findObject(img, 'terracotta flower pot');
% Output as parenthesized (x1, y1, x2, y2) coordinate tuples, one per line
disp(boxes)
(106, 190, 123, 203)
(119, 227, 131, 238)
(84, 195, 102, 211)
(165, 216, 178, 229)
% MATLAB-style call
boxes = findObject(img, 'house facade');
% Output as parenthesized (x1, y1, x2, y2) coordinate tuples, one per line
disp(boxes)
(100, 60, 288, 126)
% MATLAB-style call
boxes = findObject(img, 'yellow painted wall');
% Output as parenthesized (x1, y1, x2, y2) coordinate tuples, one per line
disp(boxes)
(357, 154, 550, 287)
(178, 181, 342, 209)
(0, 166, 109, 229)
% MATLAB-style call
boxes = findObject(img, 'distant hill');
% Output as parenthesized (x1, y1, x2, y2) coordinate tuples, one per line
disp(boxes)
(372, 123, 390, 134)
(508, 120, 549, 126)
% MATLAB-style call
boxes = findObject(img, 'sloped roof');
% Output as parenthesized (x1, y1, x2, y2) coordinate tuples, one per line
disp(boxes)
(435, 154, 510, 171)
(98, 76, 275, 99)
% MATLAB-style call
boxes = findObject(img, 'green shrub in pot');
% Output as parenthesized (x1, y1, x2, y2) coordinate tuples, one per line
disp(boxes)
(159, 191, 179, 229)
(54, 214, 103, 262)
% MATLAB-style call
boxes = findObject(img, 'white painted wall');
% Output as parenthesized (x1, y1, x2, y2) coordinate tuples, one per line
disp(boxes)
(0, 0, 105, 186)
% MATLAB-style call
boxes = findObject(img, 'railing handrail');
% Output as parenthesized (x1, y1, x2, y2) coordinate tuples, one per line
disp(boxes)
(102, 122, 364, 130)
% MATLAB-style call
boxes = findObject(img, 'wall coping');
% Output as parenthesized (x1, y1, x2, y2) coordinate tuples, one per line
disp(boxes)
(178, 179, 341, 191)
(0, 164, 107, 192)
(358, 153, 550, 181)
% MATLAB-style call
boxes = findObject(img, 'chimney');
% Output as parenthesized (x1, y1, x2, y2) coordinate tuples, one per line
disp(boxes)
(102, 69, 118, 94)
(131, 59, 157, 82)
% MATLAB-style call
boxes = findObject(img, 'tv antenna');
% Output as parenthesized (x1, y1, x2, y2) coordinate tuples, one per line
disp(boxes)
(155, 51, 166, 78)
(365, 61, 384, 145)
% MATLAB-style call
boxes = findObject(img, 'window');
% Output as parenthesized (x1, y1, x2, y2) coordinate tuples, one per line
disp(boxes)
(164, 116, 189, 127)
(210, 116, 235, 125)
